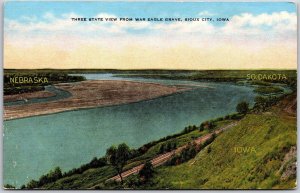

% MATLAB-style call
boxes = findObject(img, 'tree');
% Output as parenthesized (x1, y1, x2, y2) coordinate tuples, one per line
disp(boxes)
(236, 101, 249, 115)
(106, 143, 130, 184)
(38, 166, 63, 186)
(200, 121, 216, 131)
(139, 161, 154, 182)
(4, 184, 15, 189)
(53, 167, 63, 178)
(26, 180, 39, 189)
(159, 144, 165, 153)
(254, 96, 268, 111)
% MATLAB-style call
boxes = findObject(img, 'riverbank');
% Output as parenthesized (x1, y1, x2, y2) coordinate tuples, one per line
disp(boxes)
(4, 80, 190, 120)
(4, 90, 55, 102)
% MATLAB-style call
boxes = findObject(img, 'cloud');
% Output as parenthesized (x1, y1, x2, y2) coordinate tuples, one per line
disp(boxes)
(223, 11, 296, 35)
(4, 11, 297, 69)
(151, 20, 215, 34)
(198, 11, 215, 17)
(4, 11, 297, 53)
(5, 12, 152, 35)
(230, 11, 296, 28)
(5, 11, 296, 39)
(43, 12, 56, 20)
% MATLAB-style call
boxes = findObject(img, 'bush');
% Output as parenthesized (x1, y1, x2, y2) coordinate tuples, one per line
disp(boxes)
(253, 95, 284, 112)
(199, 121, 216, 131)
(125, 175, 142, 188)
(183, 125, 198, 133)
(159, 141, 177, 154)
(26, 180, 39, 189)
(166, 142, 200, 166)
(4, 184, 15, 189)
(139, 161, 154, 181)
(236, 101, 249, 115)
(36, 167, 62, 187)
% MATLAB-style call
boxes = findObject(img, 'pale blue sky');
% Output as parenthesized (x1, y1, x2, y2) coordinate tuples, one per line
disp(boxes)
(5, 1, 296, 27)
(4, 1, 297, 69)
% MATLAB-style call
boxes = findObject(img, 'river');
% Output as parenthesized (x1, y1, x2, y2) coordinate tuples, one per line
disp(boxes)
(3, 74, 256, 187)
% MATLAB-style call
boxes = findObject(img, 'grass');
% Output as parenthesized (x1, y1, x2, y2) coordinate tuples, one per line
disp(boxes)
(41, 166, 117, 189)
(146, 98, 296, 189)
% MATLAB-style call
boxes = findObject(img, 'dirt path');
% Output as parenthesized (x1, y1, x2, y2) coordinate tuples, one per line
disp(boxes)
(102, 122, 238, 184)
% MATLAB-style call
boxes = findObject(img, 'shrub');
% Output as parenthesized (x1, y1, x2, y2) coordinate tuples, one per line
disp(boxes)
(166, 142, 200, 166)
(236, 101, 249, 115)
(4, 184, 15, 189)
(139, 161, 154, 182)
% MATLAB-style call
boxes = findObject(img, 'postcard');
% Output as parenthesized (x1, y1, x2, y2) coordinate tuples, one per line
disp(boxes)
(3, 1, 297, 190)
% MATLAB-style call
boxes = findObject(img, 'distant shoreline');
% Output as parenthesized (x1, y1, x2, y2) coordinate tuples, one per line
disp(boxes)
(4, 80, 191, 121)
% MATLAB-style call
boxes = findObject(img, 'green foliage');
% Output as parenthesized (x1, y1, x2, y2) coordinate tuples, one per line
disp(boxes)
(41, 167, 62, 184)
(200, 121, 216, 131)
(139, 161, 155, 181)
(23, 167, 63, 189)
(26, 180, 39, 189)
(253, 95, 285, 112)
(166, 142, 200, 166)
(106, 143, 131, 184)
(159, 141, 177, 154)
(64, 157, 107, 177)
(4, 72, 85, 95)
(115, 70, 297, 84)
(183, 125, 198, 133)
(236, 101, 249, 115)
(43, 166, 117, 189)
(150, 103, 296, 189)
(132, 124, 202, 157)
(124, 175, 142, 189)
(4, 184, 16, 189)
(21, 156, 108, 189)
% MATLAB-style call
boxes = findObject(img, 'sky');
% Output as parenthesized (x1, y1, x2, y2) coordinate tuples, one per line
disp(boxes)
(4, 1, 297, 69)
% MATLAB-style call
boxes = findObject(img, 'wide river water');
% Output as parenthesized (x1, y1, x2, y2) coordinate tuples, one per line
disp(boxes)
(4, 74, 257, 187)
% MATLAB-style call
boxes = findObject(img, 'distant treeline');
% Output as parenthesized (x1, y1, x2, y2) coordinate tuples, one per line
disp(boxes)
(114, 70, 297, 90)
(4, 69, 297, 92)
(4, 72, 85, 95)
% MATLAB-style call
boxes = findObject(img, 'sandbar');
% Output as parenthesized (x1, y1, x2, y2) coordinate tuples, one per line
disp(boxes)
(4, 80, 190, 120)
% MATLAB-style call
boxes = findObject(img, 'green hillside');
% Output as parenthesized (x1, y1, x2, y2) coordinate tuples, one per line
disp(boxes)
(145, 95, 297, 189)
